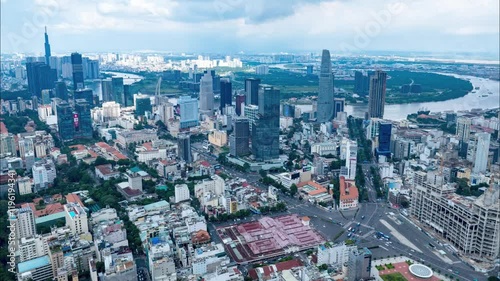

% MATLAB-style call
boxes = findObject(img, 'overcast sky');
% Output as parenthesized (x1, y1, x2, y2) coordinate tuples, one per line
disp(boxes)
(1, 0, 499, 58)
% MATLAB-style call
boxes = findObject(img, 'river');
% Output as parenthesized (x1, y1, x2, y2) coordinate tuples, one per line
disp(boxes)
(298, 74, 499, 120)
(100, 71, 144, 85)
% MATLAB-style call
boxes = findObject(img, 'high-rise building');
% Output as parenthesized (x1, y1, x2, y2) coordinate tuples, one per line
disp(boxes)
(354, 71, 370, 95)
(230, 117, 250, 157)
(376, 121, 392, 158)
(55, 81, 68, 101)
(14, 208, 36, 240)
(123, 84, 133, 107)
(44, 27, 51, 65)
(333, 98, 345, 120)
(306, 65, 313, 75)
(135, 95, 152, 116)
(199, 71, 214, 116)
(178, 134, 192, 163)
(56, 102, 74, 142)
(84, 59, 100, 79)
(456, 117, 471, 158)
(111, 77, 124, 105)
(101, 79, 113, 102)
(41, 89, 52, 105)
(74, 99, 93, 139)
(245, 78, 260, 106)
(368, 70, 387, 118)
(473, 133, 491, 173)
(71, 53, 84, 90)
(244, 104, 259, 133)
(179, 95, 199, 129)
(220, 78, 232, 111)
(175, 184, 190, 203)
(252, 86, 280, 161)
(74, 89, 94, 106)
(347, 248, 372, 281)
(317, 49, 334, 123)
(235, 94, 246, 116)
(346, 140, 357, 180)
(411, 171, 500, 261)
(26, 61, 56, 98)
(64, 202, 89, 235)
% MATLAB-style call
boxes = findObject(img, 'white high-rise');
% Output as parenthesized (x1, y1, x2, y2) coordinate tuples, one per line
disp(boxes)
(456, 117, 471, 142)
(473, 132, 491, 173)
(175, 184, 190, 203)
(14, 208, 36, 240)
(199, 71, 214, 116)
(64, 202, 89, 235)
(346, 140, 357, 180)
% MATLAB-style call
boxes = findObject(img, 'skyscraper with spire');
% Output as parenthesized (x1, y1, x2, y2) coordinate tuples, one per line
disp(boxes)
(44, 27, 51, 65)
(317, 49, 334, 123)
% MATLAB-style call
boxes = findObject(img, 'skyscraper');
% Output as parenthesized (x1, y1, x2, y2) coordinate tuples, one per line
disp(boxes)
(14, 208, 36, 240)
(41, 89, 52, 105)
(235, 94, 246, 116)
(179, 95, 199, 129)
(457, 117, 471, 158)
(101, 79, 113, 102)
(230, 117, 250, 157)
(56, 102, 74, 142)
(74, 89, 93, 106)
(317, 49, 334, 123)
(111, 77, 124, 105)
(376, 121, 392, 158)
(55, 81, 68, 101)
(368, 70, 387, 118)
(220, 78, 232, 112)
(473, 133, 491, 173)
(44, 27, 51, 65)
(252, 86, 280, 161)
(178, 134, 192, 163)
(74, 99, 93, 139)
(245, 78, 260, 106)
(135, 95, 152, 116)
(71, 53, 84, 90)
(199, 71, 214, 116)
(333, 98, 345, 120)
(347, 248, 372, 281)
(26, 61, 56, 98)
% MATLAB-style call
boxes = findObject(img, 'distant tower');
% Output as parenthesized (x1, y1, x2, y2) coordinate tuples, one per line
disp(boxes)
(199, 71, 214, 116)
(44, 27, 51, 65)
(473, 133, 491, 173)
(71, 53, 84, 90)
(368, 70, 387, 118)
(456, 117, 471, 158)
(252, 86, 280, 161)
(245, 78, 260, 106)
(220, 78, 232, 112)
(178, 134, 192, 163)
(317, 49, 334, 123)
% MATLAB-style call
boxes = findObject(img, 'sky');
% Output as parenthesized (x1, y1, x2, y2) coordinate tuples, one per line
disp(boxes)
(1, 0, 499, 58)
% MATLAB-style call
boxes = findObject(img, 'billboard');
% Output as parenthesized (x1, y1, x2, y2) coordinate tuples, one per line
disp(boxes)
(73, 113, 79, 131)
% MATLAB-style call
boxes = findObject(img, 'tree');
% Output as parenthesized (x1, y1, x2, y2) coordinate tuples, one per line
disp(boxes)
(243, 162, 250, 172)
(259, 169, 267, 178)
(94, 156, 109, 166)
(290, 184, 298, 196)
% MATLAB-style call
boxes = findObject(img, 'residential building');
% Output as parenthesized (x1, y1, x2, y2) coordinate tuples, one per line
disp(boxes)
(473, 132, 491, 173)
(175, 184, 190, 203)
(347, 248, 372, 281)
(32, 159, 56, 190)
(64, 202, 89, 235)
(14, 207, 37, 240)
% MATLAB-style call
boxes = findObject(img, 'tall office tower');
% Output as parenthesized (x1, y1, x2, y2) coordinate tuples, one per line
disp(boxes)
(26, 62, 56, 98)
(123, 85, 132, 107)
(456, 117, 471, 158)
(333, 98, 345, 120)
(177, 134, 192, 163)
(159, 102, 174, 124)
(230, 117, 250, 157)
(86, 59, 100, 79)
(211, 70, 221, 95)
(368, 70, 387, 118)
(179, 95, 199, 129)
(199, 71, 214, 116)
(235, 94, 246, 116)
(41, 89, 52, 105)
(74, 89, 93, 106)
(135, 95, 152, 116)
(347, 248, 372, 281)
(346, 140, 357, 180)
(111, 77, 124, 105)
(306, 65, 313, 75)
(244, 104, 259, 133)
(220, 78, 232, 111)
(376, 121, 392, 158)
(44, 27, 51, 65)
(101, 79, 113, 102)
(14, 208, 37, 240)
(245, 78, 261, 106)
(354, 71, 364, 94)
(71, 53, 84, 90)
(74, 99, 93, 139)
(317, 49, 334, 123)
(473, 133, 491, 173)
(56, 102, 74, 142)
(252, 86, 280, 161)
(55, 81, 68, 101)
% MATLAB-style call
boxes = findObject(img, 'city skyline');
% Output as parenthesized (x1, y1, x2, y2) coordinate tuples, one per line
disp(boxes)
(1, 0, 499, 57)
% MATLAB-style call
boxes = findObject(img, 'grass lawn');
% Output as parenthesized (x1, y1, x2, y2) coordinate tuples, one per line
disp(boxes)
(380, 273, 408, 281)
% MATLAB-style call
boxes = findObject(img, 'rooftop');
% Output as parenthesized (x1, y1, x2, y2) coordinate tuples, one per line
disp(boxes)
(18, 255, 50, 273)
